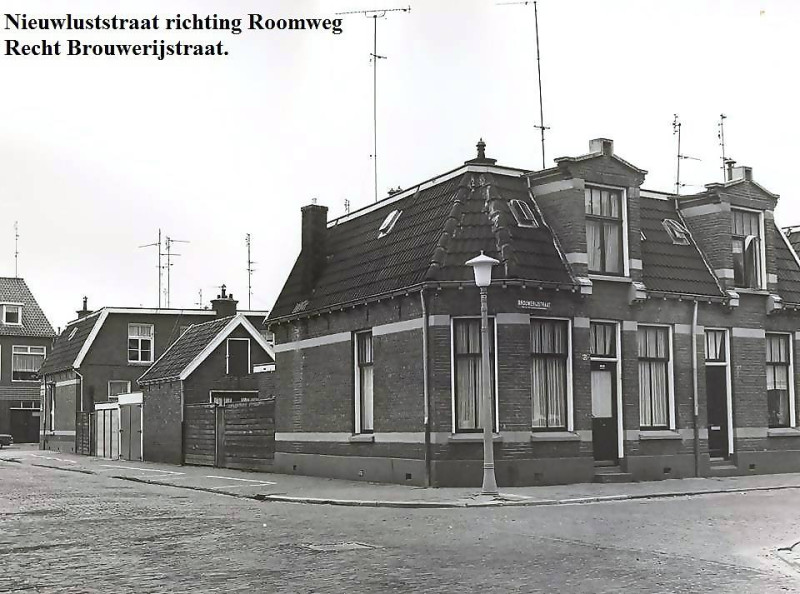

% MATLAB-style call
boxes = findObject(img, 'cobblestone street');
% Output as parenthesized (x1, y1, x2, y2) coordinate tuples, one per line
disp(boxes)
(2, 459, 800, 593)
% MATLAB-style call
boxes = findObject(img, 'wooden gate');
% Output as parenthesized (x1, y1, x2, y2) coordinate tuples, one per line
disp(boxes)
(119, 403, 142, 461)
(183, 399, 275, 470)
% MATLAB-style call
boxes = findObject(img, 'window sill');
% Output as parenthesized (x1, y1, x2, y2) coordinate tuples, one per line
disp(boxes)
(639, 430, 682, 441)
(349, 434, 375, 443)
(588, 274, 632, 284)
(530, 431, 580, 442)
(767, 427, 800, 438)
(449, 433, 502, 443)
(127, 361, 153, 366)
(733, 288, 769, 295)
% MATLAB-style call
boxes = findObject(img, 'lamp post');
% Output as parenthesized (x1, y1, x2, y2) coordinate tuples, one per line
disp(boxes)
(465, 251, 499, 495)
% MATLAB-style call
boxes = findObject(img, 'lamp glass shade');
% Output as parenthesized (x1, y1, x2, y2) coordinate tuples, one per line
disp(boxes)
(465, 252, 499, 288)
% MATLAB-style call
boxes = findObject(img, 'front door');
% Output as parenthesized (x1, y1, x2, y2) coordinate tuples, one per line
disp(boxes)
(591, 361, 617, 462)
(706, 366, 729, 458)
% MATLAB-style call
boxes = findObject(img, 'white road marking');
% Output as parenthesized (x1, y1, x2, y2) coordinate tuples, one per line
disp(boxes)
(30, 454, 77, 464)
(205, 475, 276, 485)
(99, 465, 184, 475)
(213, 482, 276, 489)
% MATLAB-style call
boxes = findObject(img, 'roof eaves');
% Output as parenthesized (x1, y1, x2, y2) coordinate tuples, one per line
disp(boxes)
(73, 310, 109, 369)
(553, 152, 648, 175)
(137, 322, 196, 384)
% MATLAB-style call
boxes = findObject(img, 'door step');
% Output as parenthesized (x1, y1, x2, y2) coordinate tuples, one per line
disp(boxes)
(593, 465, 634, 483)
(708, 458, 739, 477)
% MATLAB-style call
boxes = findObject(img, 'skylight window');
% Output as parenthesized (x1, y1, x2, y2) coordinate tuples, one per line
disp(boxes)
(662, 219, 690, 245)
(509, 199, 539, 228)
(68, 327, 78, 340)
(378, 210, 402, 238)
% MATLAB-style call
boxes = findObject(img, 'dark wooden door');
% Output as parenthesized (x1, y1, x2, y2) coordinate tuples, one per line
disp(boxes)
(706, 366, 728, 458)
(10, 409, 39, 443)
(591, 361, 617, 462)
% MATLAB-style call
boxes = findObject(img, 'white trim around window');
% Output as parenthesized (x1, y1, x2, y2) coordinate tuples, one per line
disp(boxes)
(705, 327, 734, 455)
(450, 316, 499, 434)
(731, 205, 767, 290)
(590, 319, 623, 459)
(1, 303, 23, 326)
(530, 316, 574, 432)
(127, 323, 154, 364)
(11, 345, 46, 382)
(108, 380, 131, 399)
(636, 324, 676, 431)
(584, 182, 630, 278)
(766, 332, 795, 429)
(225, 337, 252, 374)
(353, 330, 374, 434)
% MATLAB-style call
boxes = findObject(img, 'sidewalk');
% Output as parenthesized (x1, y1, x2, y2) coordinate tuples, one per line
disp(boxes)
(4, 444, 800, 508)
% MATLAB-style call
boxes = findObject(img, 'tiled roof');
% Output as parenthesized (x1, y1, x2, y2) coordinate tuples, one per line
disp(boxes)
(269, 169, 575, 319)
(775, 228, 800, 304)
(639, 197, 724, 297)
(0, 277, 55, 337)
(138, 317, 233, 384)
(38, 312, 101, 376)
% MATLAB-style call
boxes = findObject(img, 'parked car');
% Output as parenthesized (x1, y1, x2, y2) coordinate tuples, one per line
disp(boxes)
(0, 434, 13, 448)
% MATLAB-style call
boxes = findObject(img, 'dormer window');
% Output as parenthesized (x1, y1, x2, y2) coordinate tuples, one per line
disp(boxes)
(378, 210, 402, 238)
(662, 219, 690, 246)
(509, 199, 539, 228)
(2, 304, 22, 325)
(585, 186, 625, 275)
(732, 208, 764, 289)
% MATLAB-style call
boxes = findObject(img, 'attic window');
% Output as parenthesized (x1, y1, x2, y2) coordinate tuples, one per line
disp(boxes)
(662, 219, 690, 245)
(509, 199, 539, 228)
(378, 210, 402, 238)
(68, 328, 78, 341)
(2, 304, 22, 325)
(640, 230, 647, 241)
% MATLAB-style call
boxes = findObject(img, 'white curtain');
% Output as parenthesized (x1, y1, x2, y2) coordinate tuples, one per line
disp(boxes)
(360, 366, 374, 431)
(531, 321, 567, 428)
(638, 328, 669, 427)
(455, 320, 494, 430)
(587, 221, 602, 271)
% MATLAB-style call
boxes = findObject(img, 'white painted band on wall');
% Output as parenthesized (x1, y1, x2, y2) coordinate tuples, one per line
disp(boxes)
(681, 202, 730, 218)
(40, 430, 76, 436)
(573, 317, 590, 328)
(495, 313, 530, 325)
(531, 178, 583, 196)
(565, 252, 588, 264)
(622, 321, 638, 332)
(629, 259, 643, 270)
(731, 327, 766, 339)
(428, 315, 451, 327)
(273, 332, 351, 353)
(734, 427, 768, 439)
(714, 268, 734, 279)
(55, 379, 80, 387)
(372, 317, 423, 336)
(674, 324, 693, 335)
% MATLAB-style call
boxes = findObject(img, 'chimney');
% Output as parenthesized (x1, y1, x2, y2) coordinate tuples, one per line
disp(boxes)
(464, 138, 497, 165)
(724, 159, 736, 181)
(589, 138, 614, 156)
(211, 284, 238, 318)
(731, 165, 753, 182)
(76, 296, 92, 319)
(301, 204, 328, 293)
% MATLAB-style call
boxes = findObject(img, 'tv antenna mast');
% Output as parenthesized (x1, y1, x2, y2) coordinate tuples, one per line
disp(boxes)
(13, 221, 19, 278)
(336, 5, 411, 203)
(164, 235, 189, 308)
(718, 113, 734, 181)
(499, 1, 549, 169)
(672, 114, 701, 195)
(196, 288, 204, 309)
(246, 233, 256, 310)
(139, 229, 163, 308)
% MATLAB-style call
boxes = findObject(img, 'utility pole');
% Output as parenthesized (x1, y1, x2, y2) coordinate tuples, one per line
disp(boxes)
(499, 1, 549, 168)
(164, 236, 189, 308)
(246, 233, 255, 310)
(13, 221, 19, 278)
(336, 6, 411, 203)
(139, 229, 163, 308)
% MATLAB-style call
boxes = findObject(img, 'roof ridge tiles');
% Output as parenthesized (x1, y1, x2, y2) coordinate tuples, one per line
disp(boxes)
(424, 172, 473, 281)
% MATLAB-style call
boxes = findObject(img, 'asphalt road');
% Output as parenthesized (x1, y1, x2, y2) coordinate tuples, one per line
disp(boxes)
(1, 461, 799, 593)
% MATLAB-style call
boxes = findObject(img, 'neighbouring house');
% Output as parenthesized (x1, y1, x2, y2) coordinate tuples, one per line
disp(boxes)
(265, 138, 800, 487)
(39, 291, 269, 455)
(137, 310, 275, 467)
(0, 278, 55, 443)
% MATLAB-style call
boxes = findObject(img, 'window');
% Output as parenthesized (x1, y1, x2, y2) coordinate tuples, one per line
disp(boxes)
(509, 199, 539, 228)
(766, 334, 793, 428)
(12, 345, 46, 381)
(662, 219, 690, 246)
(45, 383, 55, 431)
(354, 331, 374, 433)
(590, 322, 616, 358)
(732, 209, 763, 289)
(226, 338, 251, 375)
(638, 326, 672, 429)
(68, 327, 78, 340)
(378, 210, 402, 238)
(2, 304, 22, 325)
(531, 319, 570, 430)
(108, 380, 131, 399)
(705, 329, 727, 363)
(585, 186, 624, 275)
(453, 318, 496, 432)
(128, 323, 154, 363)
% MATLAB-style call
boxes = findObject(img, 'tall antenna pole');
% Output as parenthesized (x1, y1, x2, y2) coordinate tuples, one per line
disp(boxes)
(498, 1, 549, 169)
(164, 236, 189, 308)
(673, 114, 682, 195)
(139, 229, 163, 308)
(336, 6, 411, 203)
(13, 221, 19, 278)
(718, 113, 728, 181)
(246, 233, 255, 310)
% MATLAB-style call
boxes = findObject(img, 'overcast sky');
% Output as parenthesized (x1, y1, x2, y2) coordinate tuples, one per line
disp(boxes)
(2, 0, 797, 330)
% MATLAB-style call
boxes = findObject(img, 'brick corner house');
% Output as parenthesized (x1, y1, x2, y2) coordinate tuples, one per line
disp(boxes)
(0, 277, 54, 444)
(266, 138, 800, 487)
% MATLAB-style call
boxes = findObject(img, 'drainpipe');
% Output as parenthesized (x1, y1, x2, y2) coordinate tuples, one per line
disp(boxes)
(691, 300, 700, 477)
(420, 289, 431, 487)
(75, 369, 85, 454)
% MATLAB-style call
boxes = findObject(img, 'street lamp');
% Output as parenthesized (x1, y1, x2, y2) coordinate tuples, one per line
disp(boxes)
(465, 251, 499, 495)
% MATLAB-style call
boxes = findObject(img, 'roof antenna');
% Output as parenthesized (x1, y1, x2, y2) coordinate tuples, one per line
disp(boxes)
(246, 233, 256, 310)
(13, 221, 19, 278)
(164, 235, 190, 308)
(139, 229, 163, 308)
(718, 113, 734, 181)
(498, 1, 549, 169)
(672, 114, 701, 196)
(336, 5, 411, 203)
(196, 288, 204, 309)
